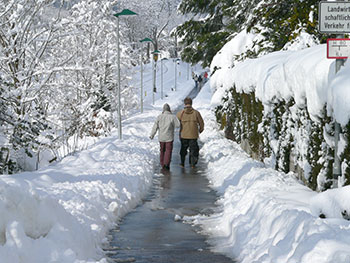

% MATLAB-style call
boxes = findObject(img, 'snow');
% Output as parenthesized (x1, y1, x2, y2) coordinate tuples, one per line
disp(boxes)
(192, 100, 350, 261)
(329, 60, 350, 126)
(196, 29, 350, 262)
(1, 50, 350, 263)
(0, 59, 198, 263)
(210, 29, 350, 126)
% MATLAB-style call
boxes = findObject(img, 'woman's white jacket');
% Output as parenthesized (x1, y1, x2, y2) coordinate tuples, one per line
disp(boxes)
(150, 111, 180, 142)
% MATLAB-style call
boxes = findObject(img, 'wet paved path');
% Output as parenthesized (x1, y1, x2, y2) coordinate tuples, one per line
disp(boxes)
(106, 138, 236, 262)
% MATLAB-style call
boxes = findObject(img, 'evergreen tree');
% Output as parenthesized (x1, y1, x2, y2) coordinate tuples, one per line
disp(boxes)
(176, 0, 233, 67)
(248, 0, 321, 53)
(177, 0, 321, 66)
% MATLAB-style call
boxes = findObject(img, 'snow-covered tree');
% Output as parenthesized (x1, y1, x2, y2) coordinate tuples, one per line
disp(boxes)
(0, 0, 64, 173)
(117, 0, 183, 58)
(0, 0, 140, 173)
(205, 0, 332, 190)
(248, 0, 321, 53)
(176, 0, 233, 67)
(50, 1, 117, 141)
(177, 0, 321, 66)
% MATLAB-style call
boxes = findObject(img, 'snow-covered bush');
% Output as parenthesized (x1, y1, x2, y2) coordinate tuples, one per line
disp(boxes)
(215, 89, 336, 191)
(210, 30, 350, 191)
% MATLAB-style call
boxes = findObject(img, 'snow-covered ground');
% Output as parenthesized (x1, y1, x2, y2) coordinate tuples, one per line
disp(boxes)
(0, 59, 200, 263)
(189, 82, 350, 262)
(1, 51, 350, 263)
(193, 31, 350, 262)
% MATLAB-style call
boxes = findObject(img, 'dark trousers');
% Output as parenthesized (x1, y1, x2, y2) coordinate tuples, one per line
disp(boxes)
(160, 141, 173, 167)
(180, 138, 199, 166)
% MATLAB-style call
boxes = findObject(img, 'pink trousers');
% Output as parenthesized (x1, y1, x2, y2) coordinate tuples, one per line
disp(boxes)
(159, 141, 174, 167)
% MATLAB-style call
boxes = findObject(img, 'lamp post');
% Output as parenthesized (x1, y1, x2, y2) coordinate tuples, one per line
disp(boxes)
(187, 63, 189, 80)
(139, 38, 153, 113)
(161, 56, 163, 99)
(152, 49, 160, 104)
(113, 9, 137, 140)
(174, 58, 179, 91)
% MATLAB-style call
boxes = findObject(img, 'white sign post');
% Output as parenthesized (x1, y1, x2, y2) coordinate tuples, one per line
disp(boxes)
(319, 1, 350, 188)
(319, 1, 350, 33)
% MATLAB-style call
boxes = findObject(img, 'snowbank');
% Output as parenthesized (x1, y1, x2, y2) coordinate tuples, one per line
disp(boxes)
(2, 50, 350, 263)
(211, 29, 350, 125)
(0, 60, 195, 263)
(0, 129, 155, 263)
(189, 81, 350, 263)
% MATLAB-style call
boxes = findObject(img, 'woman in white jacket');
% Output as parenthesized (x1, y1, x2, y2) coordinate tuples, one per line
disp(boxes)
(150, 103, 180, 170)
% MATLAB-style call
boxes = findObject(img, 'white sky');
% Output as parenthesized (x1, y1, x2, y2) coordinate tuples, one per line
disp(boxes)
(1, 49, 350, 263)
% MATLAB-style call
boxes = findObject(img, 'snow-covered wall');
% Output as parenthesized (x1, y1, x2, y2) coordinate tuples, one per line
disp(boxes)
(210, 30, 350, 189)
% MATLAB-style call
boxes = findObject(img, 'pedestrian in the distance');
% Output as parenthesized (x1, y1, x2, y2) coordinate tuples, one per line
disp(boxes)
(176, 97, 204, 168)
(150, 103, 180, 170)
(191, 71, 196, 80)
(203, 71, 208, 83)
(197, 75, 203, 90)
(193, 73, 198, 89)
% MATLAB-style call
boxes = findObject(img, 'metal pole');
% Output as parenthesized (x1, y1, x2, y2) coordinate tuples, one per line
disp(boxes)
(155, 61, 158, 95)
(117, 17, 122, 139)
(334, 121, 341, 188)
(174, 59, 177, 91)
(152, 59, 156, 104)
(140, 46, 143, 113)
(161, 57, 163, 99)
(333, 34, 345, 188)
(187, 63, 189, 80)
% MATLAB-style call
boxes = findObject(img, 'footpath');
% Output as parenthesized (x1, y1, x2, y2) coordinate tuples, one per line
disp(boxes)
(105, 138, 236, 263)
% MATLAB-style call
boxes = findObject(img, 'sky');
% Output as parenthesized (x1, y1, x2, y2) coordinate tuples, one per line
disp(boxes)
(1, 45, 350, 263)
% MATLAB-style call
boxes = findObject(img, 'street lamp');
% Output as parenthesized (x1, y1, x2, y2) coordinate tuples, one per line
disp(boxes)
(151, 49, 160, 105)
(161, 56, 164, 100)
(139, 38, 153, 113)
(113, 9, 137, 140)
(174, 58, 180, 91)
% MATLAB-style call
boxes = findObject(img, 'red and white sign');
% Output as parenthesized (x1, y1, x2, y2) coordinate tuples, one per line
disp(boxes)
(327, 38, 350, 59)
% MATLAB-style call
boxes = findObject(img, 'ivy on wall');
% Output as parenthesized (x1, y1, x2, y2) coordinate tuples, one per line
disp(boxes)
(341, 122, 350, 186)
(216, 88, 339, 191)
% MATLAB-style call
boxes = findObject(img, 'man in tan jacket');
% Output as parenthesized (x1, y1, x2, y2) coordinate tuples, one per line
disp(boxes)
(176, 97, 204, 168)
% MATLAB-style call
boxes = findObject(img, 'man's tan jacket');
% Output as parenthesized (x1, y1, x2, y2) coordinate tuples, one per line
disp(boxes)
(176, 106, 204, 139)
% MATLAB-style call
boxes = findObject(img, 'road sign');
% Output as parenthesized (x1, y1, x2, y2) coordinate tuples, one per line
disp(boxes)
(319, 1, 350, 33)
(327, 38, 350, 58)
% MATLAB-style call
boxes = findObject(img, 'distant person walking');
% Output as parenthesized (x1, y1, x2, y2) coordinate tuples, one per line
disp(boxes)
(150, 103, 180, 170)
(203, 71, 208, 83)
(192, 72, 198, 89)
(177, 97, 204, 168)
(197, 75, 203, 90)
(191, 71, 196, 80)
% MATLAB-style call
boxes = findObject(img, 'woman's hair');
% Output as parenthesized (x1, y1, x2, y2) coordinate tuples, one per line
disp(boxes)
(163, 103, 171, 112)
